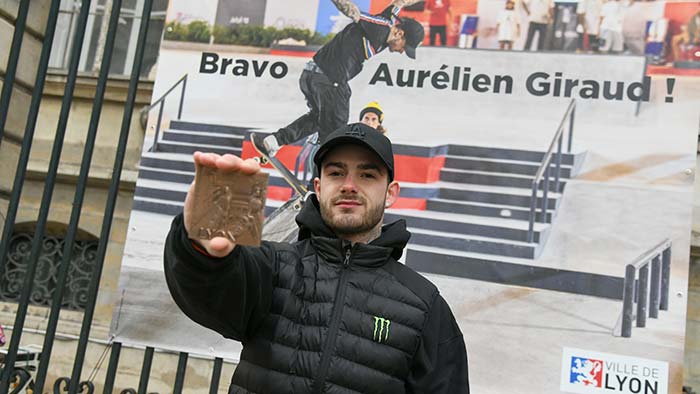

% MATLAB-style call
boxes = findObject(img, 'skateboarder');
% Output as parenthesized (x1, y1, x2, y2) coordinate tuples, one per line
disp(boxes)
(252, 0, 425, 157)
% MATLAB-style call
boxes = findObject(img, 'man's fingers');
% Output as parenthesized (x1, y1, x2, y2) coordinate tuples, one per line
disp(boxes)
(215, 154, 261, 174)
(238, 158, 262, 174)
(194, 151, 220, 168)
(216, 154, 243, 171)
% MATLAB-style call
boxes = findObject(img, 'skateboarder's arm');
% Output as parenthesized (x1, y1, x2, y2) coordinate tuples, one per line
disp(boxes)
(331, 0, 361, 22)
(164, 213, 275, 342)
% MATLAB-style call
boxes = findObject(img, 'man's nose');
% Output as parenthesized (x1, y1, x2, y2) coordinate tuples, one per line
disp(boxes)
(340, 175, 358, 193)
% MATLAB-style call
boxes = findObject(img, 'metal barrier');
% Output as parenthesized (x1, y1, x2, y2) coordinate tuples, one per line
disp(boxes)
(615, 239, 672, 338)
(526, 99, 576, 243)
(147, 73, 188, 152)
(98, 342, 225, 394)
(0, 0, 170, 392)
(0, 339, 227, 394)
(0, 0, 28, 149)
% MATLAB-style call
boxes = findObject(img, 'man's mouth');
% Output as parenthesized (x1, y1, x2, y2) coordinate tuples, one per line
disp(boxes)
(335, 199, 362, 208)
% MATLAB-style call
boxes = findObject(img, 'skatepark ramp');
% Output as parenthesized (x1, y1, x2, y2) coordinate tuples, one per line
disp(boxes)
(131, 116, 594, 297)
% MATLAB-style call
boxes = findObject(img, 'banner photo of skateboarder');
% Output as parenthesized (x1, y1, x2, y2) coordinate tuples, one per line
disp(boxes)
(113, 0, 700, 392)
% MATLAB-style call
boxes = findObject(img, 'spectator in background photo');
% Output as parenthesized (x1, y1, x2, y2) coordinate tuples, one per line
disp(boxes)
(576, 0, 604, 52)
(359, 101, 388, 135)
(598, 0, 627, 54)
(671, 5, 700, 61)
(523, 0, 553, 50)
(296, 101, 389, 182)
(497, 0, 521, 50)
(426, 0, 453, 46)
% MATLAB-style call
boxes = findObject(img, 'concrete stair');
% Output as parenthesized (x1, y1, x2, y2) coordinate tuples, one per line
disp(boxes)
(132, 120, 607, 297)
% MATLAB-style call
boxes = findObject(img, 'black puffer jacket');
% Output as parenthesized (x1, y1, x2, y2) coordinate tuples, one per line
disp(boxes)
(164, 196, 469, 393)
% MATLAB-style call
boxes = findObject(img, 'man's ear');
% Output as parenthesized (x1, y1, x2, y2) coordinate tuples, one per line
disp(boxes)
(384, 181, 400, 208)
(314, 177, 321, 195)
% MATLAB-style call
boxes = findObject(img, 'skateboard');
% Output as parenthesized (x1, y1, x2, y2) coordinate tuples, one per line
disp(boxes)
(262, 196, 302, 242)
(250, 133, 309, 210)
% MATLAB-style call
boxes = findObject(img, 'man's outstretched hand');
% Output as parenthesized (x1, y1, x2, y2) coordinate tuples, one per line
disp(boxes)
(184, 152, 262, 258)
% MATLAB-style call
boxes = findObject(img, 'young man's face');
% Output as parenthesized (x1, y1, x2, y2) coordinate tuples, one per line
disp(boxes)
(361, 112, 381, 129)
(387, 26, 406, 54)
(314, 144, 399, 237)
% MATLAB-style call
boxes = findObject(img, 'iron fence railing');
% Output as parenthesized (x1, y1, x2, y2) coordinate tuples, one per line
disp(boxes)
(526, 99, 576, 243)
(0, 339, 228, 394)
(0, 0, 163, 392)
(0, 0, 29, 149)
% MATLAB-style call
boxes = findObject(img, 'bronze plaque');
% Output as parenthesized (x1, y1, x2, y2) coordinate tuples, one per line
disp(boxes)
(189, 164, 268, 247)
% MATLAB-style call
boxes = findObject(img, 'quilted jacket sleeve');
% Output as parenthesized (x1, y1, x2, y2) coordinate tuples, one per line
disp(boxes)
(163, 213, 275, 342)
(406, 294, 470, 393)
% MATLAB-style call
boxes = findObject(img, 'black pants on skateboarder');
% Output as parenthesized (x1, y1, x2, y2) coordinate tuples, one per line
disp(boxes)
(272, 64, 352, 146)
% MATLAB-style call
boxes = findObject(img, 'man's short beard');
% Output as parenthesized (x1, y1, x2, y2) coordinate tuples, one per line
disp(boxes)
(320, 194, 385, 237)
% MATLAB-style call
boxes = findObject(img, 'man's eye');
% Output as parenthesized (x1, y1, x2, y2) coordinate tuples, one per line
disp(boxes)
(329, 171, 343, 177)
(362, 173, 376, 179)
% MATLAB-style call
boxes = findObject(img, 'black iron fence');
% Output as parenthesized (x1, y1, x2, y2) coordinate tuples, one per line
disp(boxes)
(0, 0, 228, 392)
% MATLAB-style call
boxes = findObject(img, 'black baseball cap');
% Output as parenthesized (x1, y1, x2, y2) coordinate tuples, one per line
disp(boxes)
(399, 18, 424, 59)
(314, 123, 395, 181)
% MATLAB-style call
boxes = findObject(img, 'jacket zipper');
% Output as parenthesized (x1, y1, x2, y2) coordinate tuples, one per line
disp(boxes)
(313, 246, 352, 393)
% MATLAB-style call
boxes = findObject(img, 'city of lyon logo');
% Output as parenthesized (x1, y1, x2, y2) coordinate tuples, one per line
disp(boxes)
(570, 356, 603, 387)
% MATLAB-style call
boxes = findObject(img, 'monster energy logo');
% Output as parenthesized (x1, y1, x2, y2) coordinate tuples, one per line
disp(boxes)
(373, 316, 391, 343)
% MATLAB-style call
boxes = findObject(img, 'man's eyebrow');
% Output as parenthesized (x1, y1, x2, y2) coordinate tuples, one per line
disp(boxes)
(323, 162, 347, 169)
(358, 163, 383, 172)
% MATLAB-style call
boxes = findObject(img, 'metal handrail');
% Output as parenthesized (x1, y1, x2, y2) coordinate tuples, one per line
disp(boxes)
(615, 239, 672, 338)
(526, 99, 576, 243)
(148, 73, 188, 152)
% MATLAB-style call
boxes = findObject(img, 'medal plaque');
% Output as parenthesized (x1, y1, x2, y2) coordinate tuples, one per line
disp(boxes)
(189, 164, 268, 246)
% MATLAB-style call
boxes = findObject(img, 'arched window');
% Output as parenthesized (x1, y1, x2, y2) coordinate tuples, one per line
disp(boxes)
(1, 223, 99, 311)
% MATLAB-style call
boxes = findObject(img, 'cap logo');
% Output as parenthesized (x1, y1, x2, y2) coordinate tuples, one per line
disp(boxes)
(345, 124, 366, 138)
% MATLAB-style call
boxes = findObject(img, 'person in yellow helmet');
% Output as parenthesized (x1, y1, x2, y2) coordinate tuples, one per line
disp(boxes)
(359, 101, 388, 135)
(296, 101, 389, 181)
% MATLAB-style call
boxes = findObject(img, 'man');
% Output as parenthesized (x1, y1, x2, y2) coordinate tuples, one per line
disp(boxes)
(671, 5, 700, 61)
(598, 0, 626, 54)
(253, 0, 424, 157)
(425, 0, 452, 46)
(164, 123, 470, 393)
(523, 0, 554, 51)
(576, 0, 603, 52)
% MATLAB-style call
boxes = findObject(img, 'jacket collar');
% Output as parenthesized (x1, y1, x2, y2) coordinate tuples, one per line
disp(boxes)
(296, 194, 410, 267)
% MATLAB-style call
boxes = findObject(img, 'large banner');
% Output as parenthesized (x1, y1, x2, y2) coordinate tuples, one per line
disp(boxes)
(114, 0, 700, 392)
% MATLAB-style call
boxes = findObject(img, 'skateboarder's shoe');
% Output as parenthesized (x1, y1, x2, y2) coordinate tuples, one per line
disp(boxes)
(252, 134, 280, 157)
(251, 133, 272, 157)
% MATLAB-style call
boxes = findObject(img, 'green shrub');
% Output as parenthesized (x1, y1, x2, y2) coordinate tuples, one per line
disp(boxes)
(186, 20, 212, 43)
(164, 21, 188, 41)
(166, 21, 336, 47)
